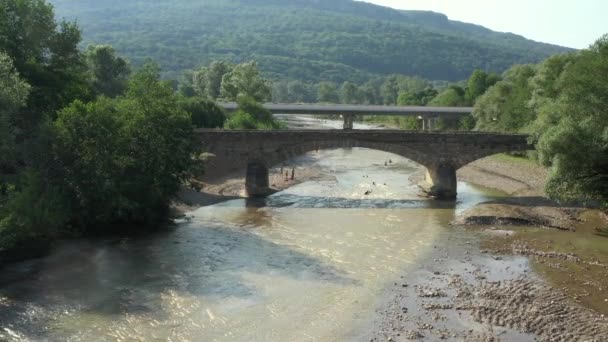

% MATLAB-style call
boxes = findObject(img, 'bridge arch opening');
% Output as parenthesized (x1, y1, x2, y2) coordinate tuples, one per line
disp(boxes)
(253, 147, 447, 199)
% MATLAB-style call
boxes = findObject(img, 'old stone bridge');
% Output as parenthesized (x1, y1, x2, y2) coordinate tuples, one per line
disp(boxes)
(195, 129, 532, 200)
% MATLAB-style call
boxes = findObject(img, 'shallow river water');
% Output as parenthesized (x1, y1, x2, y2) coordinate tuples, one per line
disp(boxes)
(0, 117, 510, 341)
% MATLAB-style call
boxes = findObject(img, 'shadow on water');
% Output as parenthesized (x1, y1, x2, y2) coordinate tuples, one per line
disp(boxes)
(0, 223, 357, 332)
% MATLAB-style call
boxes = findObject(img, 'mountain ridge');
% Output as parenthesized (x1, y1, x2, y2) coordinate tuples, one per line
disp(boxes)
(48, 0, 573, 82)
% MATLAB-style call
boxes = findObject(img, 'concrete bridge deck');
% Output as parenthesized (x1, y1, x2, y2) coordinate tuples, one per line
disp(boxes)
(196, 129, 532, 200)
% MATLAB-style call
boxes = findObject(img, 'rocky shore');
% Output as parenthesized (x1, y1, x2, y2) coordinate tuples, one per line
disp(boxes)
(373, 154, 608, 341)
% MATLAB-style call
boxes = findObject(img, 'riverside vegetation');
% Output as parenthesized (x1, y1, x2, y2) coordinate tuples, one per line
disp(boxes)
(0, 0, 282, 258)
(0, 0, 606, 263)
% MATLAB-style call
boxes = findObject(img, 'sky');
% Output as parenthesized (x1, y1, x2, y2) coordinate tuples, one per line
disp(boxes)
(362, 0, 608, 49)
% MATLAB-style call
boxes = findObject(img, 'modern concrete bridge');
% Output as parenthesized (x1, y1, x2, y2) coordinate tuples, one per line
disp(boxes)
(196, 129, 532, 200)
(219, 103, 473, 130)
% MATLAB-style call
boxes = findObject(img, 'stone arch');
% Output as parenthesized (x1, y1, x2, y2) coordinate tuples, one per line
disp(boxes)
(258, 139, 433, 171)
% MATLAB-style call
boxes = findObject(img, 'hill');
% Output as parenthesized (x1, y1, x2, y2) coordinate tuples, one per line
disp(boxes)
(48, 0, 573, 82)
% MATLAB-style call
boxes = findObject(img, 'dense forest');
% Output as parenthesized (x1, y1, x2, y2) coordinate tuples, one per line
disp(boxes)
(48, 0, 572, 82)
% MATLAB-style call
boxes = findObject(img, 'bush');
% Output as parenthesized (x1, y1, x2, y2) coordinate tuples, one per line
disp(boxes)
(224, 95, 285, 129)
(224, 111, 259, 129)
(0, 170, 70, 251)
(52, 63, 194, 229)
(180, 97, 226, 128)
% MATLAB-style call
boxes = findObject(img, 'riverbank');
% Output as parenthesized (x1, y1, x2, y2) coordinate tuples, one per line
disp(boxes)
(457, 154, 608, 314)
(455, 154, 583, 230)
(372, 154, 608, 341)
(371, 232, 608, 341)
(172, 163, 333, 215)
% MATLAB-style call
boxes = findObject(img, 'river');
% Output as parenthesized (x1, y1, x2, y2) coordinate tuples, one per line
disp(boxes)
(0, 116, 514, 341)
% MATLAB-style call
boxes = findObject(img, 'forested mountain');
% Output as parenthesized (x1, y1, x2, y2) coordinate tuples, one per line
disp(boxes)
(48, 0, 572, 82)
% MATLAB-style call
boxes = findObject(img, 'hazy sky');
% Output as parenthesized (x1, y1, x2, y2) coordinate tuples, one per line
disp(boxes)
(362, 0, 608, 49)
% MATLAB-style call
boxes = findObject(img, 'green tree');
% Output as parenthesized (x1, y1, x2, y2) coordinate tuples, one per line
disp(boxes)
(340, 81, 361, 104)
(224, 95, 283, 129)
(287, 80, 313, 103)
(528, 54, 576, 113)
(381, 76, 399, 105)
(180, 97, 226, 128)
(53, 62, 194, 228)
(220, 61, 271, 102)
(465, 69, 501, 103)
(317, 81, 339, 103)
(0, 0, 90, 124)
(178, 70, 197, 97)
(0, 53, 30, 178)
(360, 79, 383, 104)
(193, 60, 235, 99)
(397, 88, 438, 106)
(84, 45, 131, 97)
(533, 36, 608, 206)
(271, 81, 289, 103)
(473, 65, 536, 132)
(428, 85, 467, 106)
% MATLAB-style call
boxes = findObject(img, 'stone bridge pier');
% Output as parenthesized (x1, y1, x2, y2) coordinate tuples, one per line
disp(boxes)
(195, 130, 532, 200)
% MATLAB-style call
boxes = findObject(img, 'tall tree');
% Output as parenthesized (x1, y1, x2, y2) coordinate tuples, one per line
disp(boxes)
(340, 81, 361, 104)
(380, 75, 399, 105)
(428, 85, 467, 107)
(533, 36, 608, 206)
(360, 79, 383, 104)
(397, 88, 438, 106)
(220, 61, 271, 102)
(0, 0, 89, 126)
(465, 69, 501, 103)
(84, 45, 130, 97)
(473, 65, 536, 132)
(53, 61, 194, 227)
(193, 60, 235, 99)
(287, 80, 310, 103)
(0, 53, 30, 179)
(317, 81, 339, 103)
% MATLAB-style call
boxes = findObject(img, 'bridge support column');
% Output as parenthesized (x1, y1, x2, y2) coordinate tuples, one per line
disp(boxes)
(343, 114, 354, 130)
(424, 164, 457, 200)
(246, 161, 271, 197)
(422, 117, 436, 131)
